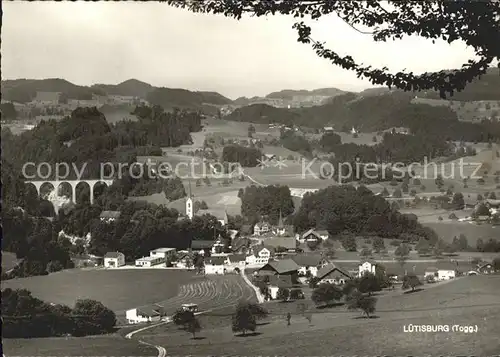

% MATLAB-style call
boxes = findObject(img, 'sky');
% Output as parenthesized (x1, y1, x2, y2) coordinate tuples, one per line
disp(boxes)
(2, 2, 477, 99)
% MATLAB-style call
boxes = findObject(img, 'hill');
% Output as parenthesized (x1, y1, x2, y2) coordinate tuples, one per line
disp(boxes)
(1, 78, 104, 103)
(265, 87, 346, 99)
(225, 91, 461, 132)
(91, 79, 154, 98)
(146, 87, 232, 111)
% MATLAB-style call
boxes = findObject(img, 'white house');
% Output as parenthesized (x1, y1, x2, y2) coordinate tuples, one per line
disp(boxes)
(291, 254, 328, 277)
(437, 262, 457, 280)
(358, 260, 378, 277)
(246, 246, 273, 265)
(253, 222, 271, 236)
(104, 252, 125, 268)
(149, 247, 176, 261)
(204, 256, 226, 275)
(135, 255, 164, 267)
(125, 304, 165, 324)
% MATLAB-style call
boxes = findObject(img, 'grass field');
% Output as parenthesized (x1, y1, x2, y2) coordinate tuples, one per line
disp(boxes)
(138, 275, 500, 355)
(423, 222, 499, 245)
(1, 269, 197, 313)
(3, 334, 157, 356)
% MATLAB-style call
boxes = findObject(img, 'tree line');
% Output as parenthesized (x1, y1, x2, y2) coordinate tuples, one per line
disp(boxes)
(2, 288, 116, 338)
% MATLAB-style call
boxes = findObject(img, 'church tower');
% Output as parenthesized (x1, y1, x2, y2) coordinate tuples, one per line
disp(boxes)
(186, 181, 193, 220)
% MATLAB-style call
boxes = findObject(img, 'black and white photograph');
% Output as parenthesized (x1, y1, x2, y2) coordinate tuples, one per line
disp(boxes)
(1, 1, 500, 356)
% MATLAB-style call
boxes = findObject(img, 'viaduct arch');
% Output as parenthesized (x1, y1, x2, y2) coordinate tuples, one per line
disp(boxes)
(25, 179, 114, 205)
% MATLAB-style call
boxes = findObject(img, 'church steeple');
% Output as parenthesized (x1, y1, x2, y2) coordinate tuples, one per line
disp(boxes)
(186, 181, 193, 220)
(278, 209, 284, 228)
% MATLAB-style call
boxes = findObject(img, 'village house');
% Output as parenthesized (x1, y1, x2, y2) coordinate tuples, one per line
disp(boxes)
(204, 256, 226, 275)
(99, 210, 121, 223)
(253, 221, 271, 236)
(424, 267, 438, 279)
(135, 255, 164, 267)
(173, 252, 192, 269)
(358, 260, 380, 277)
(323, 126, 334, 134)
(267, 275, 302, 300)
(231, 237, 250, 253)
(316, 263, 352, 285)
(226, 254, 246, 268)
(126, 304, 165, 324)
(190, 240, 215, 255)
(257, 259, 300, 279)
(262, 236, 297, 253)
(436, 261, 458, 280)
(299, 229, 329, 243)
(103, 251, 125, 268)
(478, 263, 495, 274)
(246, 246, 274, 265)
(150, 247, 176, 261)
(291, 254, 329, 277)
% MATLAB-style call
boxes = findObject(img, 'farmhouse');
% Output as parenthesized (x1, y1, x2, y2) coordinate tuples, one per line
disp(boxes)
(246, 246, 273, 265)
(436, 262, 458, 280)
(204, 256, 226, 275)
(424, 267, 438, 279)
(267, 275, 302, 300)
(263, 236, 297, 253)
(126, 304, 165, 324)
(258, 259, 300, 277)
(103, 251, 125, 268)
(100, 210, 121, 223)
(190, 240, 215, 255)
(135, 255, 164, 267)
(323, 126, 334, 134)
(316, 263, 352, 285)
(150, 247, 176, 261)
(300, 229, 328, 242)
(227, 254, 246, 267)
(291, 254, 328, 277)
(478, 263, 495, 274)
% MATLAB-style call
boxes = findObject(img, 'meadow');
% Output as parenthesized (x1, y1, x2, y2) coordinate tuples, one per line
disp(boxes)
(138, 275, 500, 356)
(1, 268, 198, 313)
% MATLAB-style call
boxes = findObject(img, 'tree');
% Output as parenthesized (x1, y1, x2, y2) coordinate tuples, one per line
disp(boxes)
(341, 235, 357, 252)
(167, 2, 500, 99)
(346, 290, 377, 318)
(392, 188, 402, 198)
(311, 283, 343, 306)
(402, 274, 423, 292)
(71, 299, 116, 336)
(358, 272, 382, 296)
(416, 237, 431, 256)
(186, 317, 202, 339)
(232, 302, 257, 336)
(451, 192, 465, 209)
(360, 247, 372, 258)
(173, 309, 195, 329)
(493, 257, 500, 272)
(372, 237, 385, 253)
(277, 288, 290, 301)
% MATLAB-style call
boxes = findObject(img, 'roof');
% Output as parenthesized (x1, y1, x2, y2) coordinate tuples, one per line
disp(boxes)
(301, 229, 322, 240)
(436, 261, 459, 271)
(259, 259, 300, 274)
(100, 211, 121, 219)
(253, 245, 275, 256)
(136, 304, 163, 317)
(268, 275, 297, 288)
(205, 257, 226, 265)
(136, 256, 162, 262)
(315, 230, 329, 236)
(323, 126, 334, 131)
(316, 263, 352, 280)
(104, 252, 123, 259)
(486, 199, 500, 207)
(263, 236, 297, 250)
(190, 240, 215, 250)
(291, 254, 324, 267)
(228, 254, 246, 263)
(232, 237, 250, 252)
(151, 247, 176, 253)
(425, 267, 438, 272)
